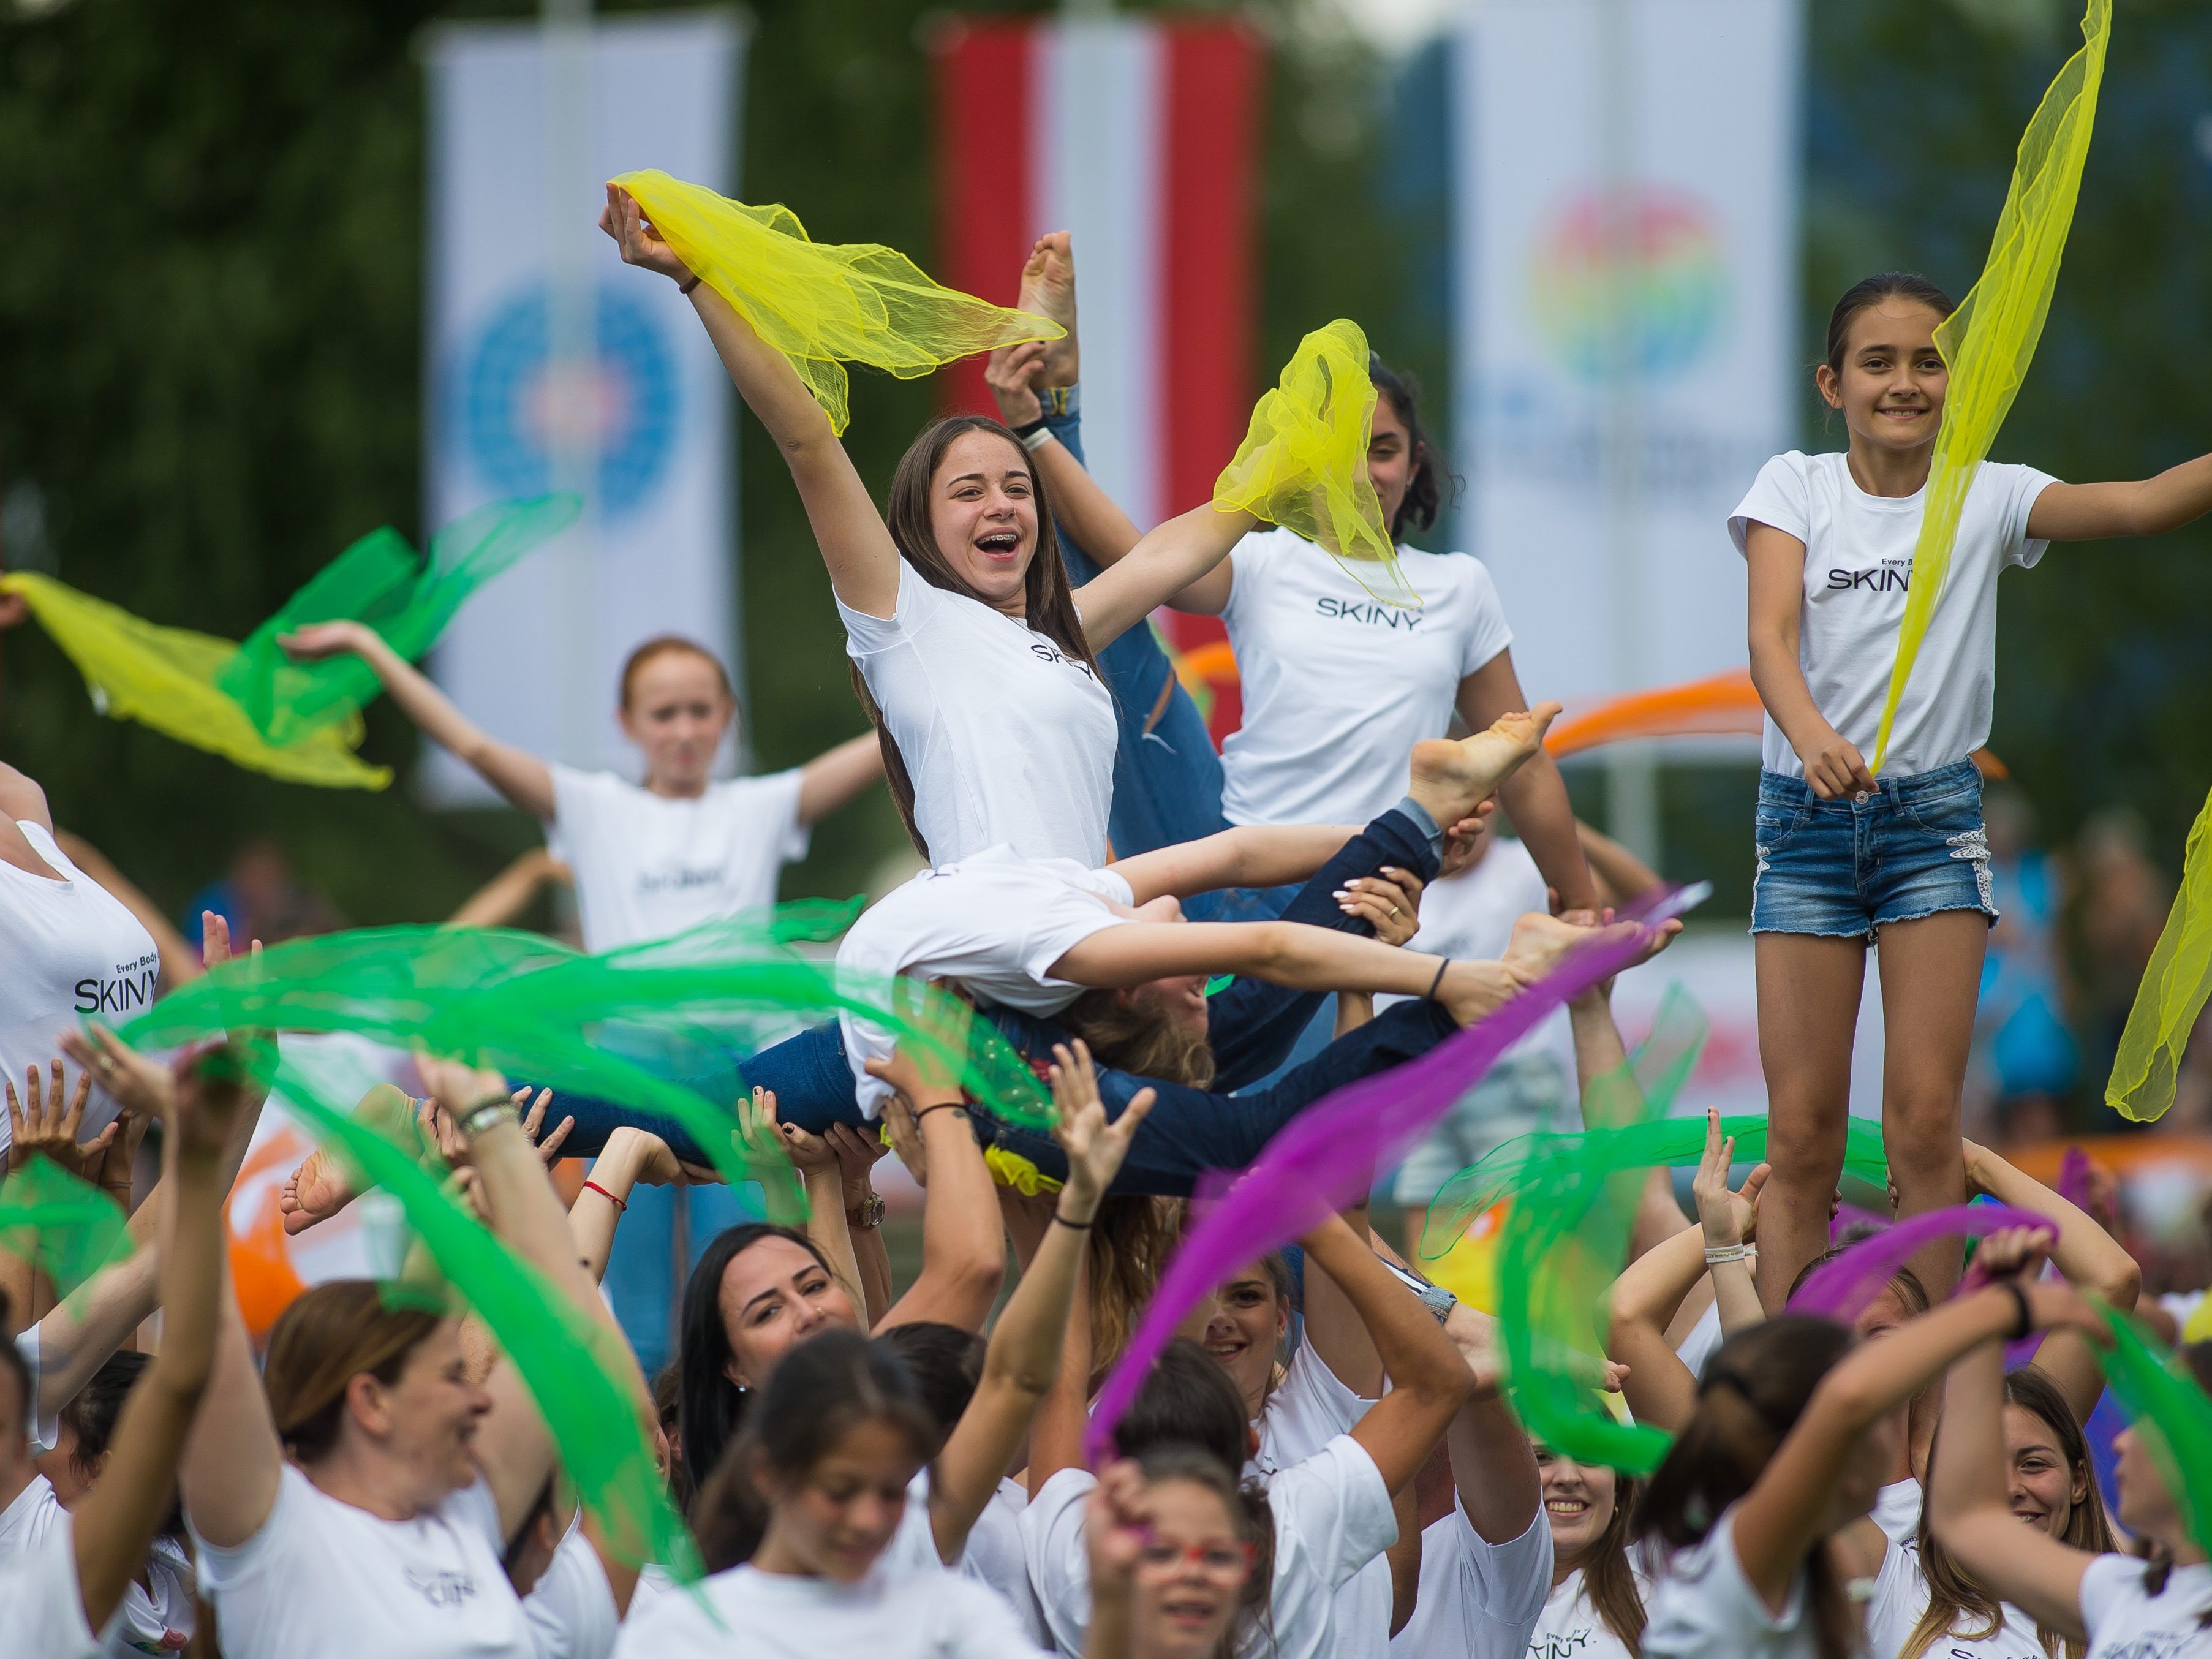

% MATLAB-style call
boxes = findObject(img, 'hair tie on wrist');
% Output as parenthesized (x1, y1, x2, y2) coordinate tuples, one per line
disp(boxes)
(1704, 1244, 1748, 1265)
(1052, 1212, 1094, 1231)
(1999, 1279, 2033, 1342)
(678, 272, 701, 295)
(582, 1179, 626, 1212)
(1425, 958, 1452, 1002)
(915, 1102, 966, 1123)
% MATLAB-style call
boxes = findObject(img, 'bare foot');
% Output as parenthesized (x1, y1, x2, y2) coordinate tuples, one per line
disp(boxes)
(1019, 232, 1079, 387)
(279, 1147, 358, 1236)
(1406, 703, 1562, 826)
(1500, 910, 1679, 986)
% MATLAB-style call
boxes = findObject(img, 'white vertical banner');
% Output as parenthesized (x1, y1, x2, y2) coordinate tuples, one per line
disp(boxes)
(1452, 0, 1801, 703)
(424, 12, 748, 799)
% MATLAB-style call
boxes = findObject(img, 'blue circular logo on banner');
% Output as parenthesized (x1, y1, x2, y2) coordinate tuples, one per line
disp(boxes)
(456, 283, 679, 521)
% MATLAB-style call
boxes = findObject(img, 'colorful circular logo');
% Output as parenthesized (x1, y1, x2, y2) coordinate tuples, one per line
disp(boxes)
(456, 283, 678, 521)
(1530, 187, 1727, 383)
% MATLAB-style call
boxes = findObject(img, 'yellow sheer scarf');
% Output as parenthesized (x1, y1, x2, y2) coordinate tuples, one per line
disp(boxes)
(2107, 785, 2212, 1122)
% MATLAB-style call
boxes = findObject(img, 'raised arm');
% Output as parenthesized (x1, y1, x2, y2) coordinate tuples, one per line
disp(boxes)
(1070, 501, 1254, 652)
(927, 1042, 1149, 1563)
(444, 848, 571, 930)
(1299, 1213, 1475, 1497)
(744, 1087, 867, 1318)
(1962, 1137, 2141, 1425)
(602, 185, 903, 618)
(1731, 1262, 2101, 1613)
(1746, 521, 1873, 798)
(70, 1048, 243, 1633)
(1457, 652, 1598, 912)
(278, 620, 554, 817)
(2026, 453, 2212, 542)
(1441, 1314, 1542, 1544)
(796, 733, 885, 827)
(568, 1126, 716, 1284)
(868, 1035, 1007, 1336)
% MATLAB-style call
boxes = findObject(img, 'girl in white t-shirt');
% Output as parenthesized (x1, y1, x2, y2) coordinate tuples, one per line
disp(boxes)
(1738, 271, 2212, 1308)
(603, 190, 1279, 875)
(983, 234, 1597, 916)
(1928, 1240, 2212, 1659)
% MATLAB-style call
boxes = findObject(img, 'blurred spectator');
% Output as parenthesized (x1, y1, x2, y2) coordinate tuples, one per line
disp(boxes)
(2066, 807, 2174, 1129)
(1969, 784, 2077, 1147)
(183, 839, 344, 950)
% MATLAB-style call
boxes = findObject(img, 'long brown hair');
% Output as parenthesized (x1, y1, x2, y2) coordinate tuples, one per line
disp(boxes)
(1561, 1460, 1647, 1653)
(1085, 1197, 1185, 1391)
(1636, 1316, 1863, 1659)
(262, 1282, 447, 1464)
(1062, 986, 1216, 1089)
(856, 414, 1103, 859)
(1904, 1366, 2113, 1659)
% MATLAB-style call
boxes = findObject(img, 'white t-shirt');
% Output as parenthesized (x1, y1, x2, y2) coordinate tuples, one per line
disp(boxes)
(2079, 1556, 2212, 1659)
(1, 1473, 194, 1657)
(1677, 1301, 1725, 1384)
(1643, 1503, 1820, 1659)
(16, 1326, 60, 1457)
(1380, 837, 1575, 1084)
(1865, 1533, 2043, 1659)
(0, 1468, 64, 1557)
(1387, 1505, 1556, 1659)
(1729, 452, 2058, 781)
(964, 1479, 1047, 1643)
(522, 1525, 619, 1659)
(0, 821, 158, 1156)
(1252, 1342, 1391, 1659)
(1, 1518, 99, 1659)
(1024, 1434, 1398, 1659)
(839, 561, 1116, 869)
(194, 1465, 536, 1659)
(547, 764, 808, 953)
(611, 1559, 1044, 1659)
(1870, 1478, 1924, 1548)
(835, 844, 1133, 1117)
(1218, 527, 1513, 830)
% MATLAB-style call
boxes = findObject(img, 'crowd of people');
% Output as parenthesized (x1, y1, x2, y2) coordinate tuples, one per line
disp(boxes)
(2, 180, 2211, 1659)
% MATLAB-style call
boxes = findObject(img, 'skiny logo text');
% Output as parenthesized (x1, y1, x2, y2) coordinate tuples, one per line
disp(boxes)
(1825, 561, 1912, 593)
(1029, 641, 1099, 681)
(1316, 597, 1423, 630)
(74, 953, 161, 1016)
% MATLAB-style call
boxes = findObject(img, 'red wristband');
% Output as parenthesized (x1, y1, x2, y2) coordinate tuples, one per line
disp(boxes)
(582, 1179, 626, 1212)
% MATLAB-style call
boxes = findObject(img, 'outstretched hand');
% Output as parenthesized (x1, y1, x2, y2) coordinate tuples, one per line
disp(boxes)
(276, 619, 380, 663)
(984, 339, 1047, 428)
(1691, 1108, 1770, 1250)
(599, 184, 692, 285)
(5, 1059, 113, 1180)
(1047, 1040, 1150, 1215)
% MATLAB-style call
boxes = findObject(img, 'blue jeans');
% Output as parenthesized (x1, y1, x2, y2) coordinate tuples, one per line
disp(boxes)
(1750, 760, 1998, 940)
(547, 807, 1444, 1193)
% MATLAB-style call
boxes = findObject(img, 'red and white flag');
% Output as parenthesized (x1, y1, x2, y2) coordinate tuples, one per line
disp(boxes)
(932, 15, 1262, 736)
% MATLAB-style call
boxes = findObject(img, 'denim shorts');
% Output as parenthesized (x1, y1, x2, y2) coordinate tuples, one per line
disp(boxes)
(1750, 760, 1997, 940)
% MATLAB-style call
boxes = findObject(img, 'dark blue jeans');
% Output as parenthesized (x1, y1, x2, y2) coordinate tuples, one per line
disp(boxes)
(548, 808, 1443, 1195)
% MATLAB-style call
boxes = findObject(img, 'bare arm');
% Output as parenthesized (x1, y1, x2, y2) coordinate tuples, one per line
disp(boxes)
(603, 186, 903, 618)
(1962, 1138, 2141, 1425)
(1070, 501, 1255, 651)
(795, 733, 884, 827)
(1606, 1222, 1709, 1435)
(278, 623, 554, 817)
(568, 1128, 714, 1284)
(70, 1054, 242, 1632)
(1109, 823, 1359, 907)
(1745, 522, 1872, 798)
(1442, 1326, 1542, 1546)
(870, 1056, 1006, 1336)
(1300, 1214, 1474, 1497)
(444, 848, 570, 930)
(1302, 1199, 1386, 1400)
(929, 1044, 1148, 1562)
(0, 759, 53, 832)
(2026, 455, 2212, 541)
(1457, 652, 1596, 912)
(1572, 820, 1664, 909)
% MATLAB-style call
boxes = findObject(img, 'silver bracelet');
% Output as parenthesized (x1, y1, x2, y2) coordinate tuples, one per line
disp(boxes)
(459, 1097, 519, 1138)
(1703, 1243, 1748, 1265)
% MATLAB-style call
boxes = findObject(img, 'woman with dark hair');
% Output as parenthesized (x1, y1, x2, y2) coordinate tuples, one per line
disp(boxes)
(1738, 270, 2212, 1310)
(983, 234, 1596, 919)
(603, 189, 1271, 875)
(1636, 1242, 2101, 1659)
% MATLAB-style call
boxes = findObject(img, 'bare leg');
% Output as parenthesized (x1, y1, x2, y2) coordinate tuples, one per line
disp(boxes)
(1754, 932, 1867, 1312)
(1873, 910, 1987, 1300)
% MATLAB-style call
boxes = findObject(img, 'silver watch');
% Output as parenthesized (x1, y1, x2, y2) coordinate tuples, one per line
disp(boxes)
(847, 1192, 886, 1231)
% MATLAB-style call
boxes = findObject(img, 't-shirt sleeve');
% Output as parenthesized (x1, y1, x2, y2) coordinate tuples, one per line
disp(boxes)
(742, 767, 813, 864)
(1455, 558, 1516, 679)
(17, 1328, 58, 1457)
(1274, 1337, 1374, 1445)
(1219, 527, 1278, 631)
(3, 1526, 98, 1659)
(1274, 1434, 1399, 1594)
(1459, 1505, 1554, 1627)
(1729, 452, 1812, 556)
(836, 560, 937, 656)
(1020, 1467, 1098, 1656)
(194, 1463, 310, 1595)
(2077, 1552, 2143, 1641)
(549, 764, 618, 844)
(942, 1577, 1058, 1659)
(1999, 463, 2064, 570)
(524, 1530, 619, 1659)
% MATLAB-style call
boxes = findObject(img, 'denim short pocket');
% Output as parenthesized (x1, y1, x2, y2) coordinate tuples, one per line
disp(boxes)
(1753, 798, 1812, 853)
(1902, 780, 1984, 836)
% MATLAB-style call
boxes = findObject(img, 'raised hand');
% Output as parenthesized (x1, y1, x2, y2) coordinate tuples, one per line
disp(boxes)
(1084, 1459, 1150, 1601)
(984, 338, 1047, 427)
(881, 1091, 927, 1188)
(1047, 1040, 1151, 1215)
(739, 1084, 837, 1177)
(56, 1026, 172, 1126)
(598, 183, 692, 284)
(413, 1052, 508, 1119)
(516, 1087, 574, 1165)
(1337, 866, 1425, 947)
(275, 619, 380, 663)
(1693, 1109, 1769, 1250)
(1962, 1222, 2057, 1293)
(5, 1058, 114, 1180)
(824, 1122, 887, 1212)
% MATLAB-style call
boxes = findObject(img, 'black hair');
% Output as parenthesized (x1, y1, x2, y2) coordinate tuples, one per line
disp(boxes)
(676, 1222, 841, 1496)
(59, 1348, 149, 1473)
(875, 1321, 985, 1446)
(1369, 354, 1459, 538)
(1636, 1316, 1863, 1659)
(1112, 1336, 1250, 1474)
(690, 1328, 937, 1571)
(1822, 273, 1957, 375)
